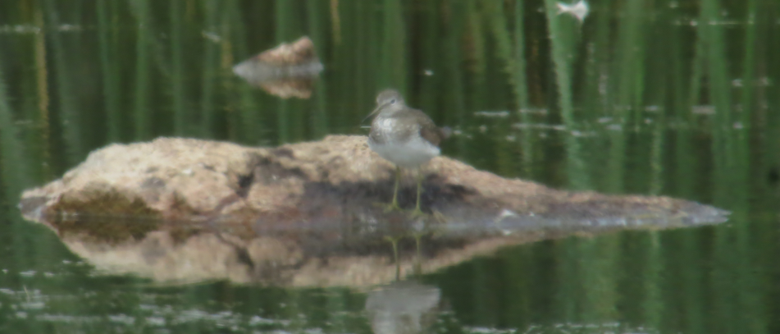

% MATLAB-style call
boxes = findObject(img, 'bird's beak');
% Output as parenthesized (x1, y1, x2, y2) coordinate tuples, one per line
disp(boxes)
(362, 102, 387, 123)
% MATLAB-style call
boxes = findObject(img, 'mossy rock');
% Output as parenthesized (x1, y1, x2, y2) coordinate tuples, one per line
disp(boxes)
(49, 186, 160, 242)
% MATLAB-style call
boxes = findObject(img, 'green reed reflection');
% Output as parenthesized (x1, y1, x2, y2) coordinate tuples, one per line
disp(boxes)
(199, 0, 219, 138)
(0, 67, 32, 199)
(130, 0, 152, 140)
(543, 0, 589, 190)
(43, 0, 86, 164)
(97, 0, 121, 141)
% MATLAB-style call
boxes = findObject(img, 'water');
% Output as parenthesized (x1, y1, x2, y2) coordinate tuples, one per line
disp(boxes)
(1, 0, 779, 333)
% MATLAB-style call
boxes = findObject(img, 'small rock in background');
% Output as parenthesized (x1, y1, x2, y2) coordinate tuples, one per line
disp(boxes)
(233, 36, 324, 99)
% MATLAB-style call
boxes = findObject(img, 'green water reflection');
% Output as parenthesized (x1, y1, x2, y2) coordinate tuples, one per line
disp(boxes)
(0, 0, 778, 333)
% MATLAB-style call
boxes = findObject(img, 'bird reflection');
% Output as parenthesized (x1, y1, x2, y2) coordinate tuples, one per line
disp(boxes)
(365, 280, 441, 334)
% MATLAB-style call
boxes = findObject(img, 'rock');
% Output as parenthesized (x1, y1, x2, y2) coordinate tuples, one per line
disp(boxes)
(232, 36, 323, 99)
(19, 135, 729, 286)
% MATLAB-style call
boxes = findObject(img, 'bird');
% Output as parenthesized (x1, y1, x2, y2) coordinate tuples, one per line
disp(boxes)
(365, 89, 448, 214)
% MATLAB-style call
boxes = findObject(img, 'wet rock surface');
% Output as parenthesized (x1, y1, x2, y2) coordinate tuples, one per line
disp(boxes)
(19, 135, 729, 286)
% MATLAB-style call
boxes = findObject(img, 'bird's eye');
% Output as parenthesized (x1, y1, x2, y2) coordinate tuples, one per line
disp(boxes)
(389, 99, 396, 104)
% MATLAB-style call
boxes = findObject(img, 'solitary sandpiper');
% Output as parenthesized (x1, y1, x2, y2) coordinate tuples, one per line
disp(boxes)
(365, 89, 448, 214)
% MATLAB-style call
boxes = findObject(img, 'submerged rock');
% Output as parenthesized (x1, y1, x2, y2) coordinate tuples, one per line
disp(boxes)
(19, 136, 729, 286)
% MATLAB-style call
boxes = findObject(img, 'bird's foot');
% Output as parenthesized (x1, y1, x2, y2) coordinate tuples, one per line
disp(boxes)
(383, 235, 402, 279)
(374, 201, 403, 213)
(408, 208, 428, 219)
(407, 208, 447, 223)
(431, 210, 448, 223)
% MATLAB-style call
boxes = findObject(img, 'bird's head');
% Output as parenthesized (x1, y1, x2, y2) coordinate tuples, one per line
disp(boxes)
(364, 89, 405, 122)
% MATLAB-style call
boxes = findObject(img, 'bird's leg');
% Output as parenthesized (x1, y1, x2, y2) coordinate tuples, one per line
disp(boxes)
(375, 166, 402, 212)
(384, 235, 401, 280)
(410, 170, 425, 217)
(391, 165, 401, 209)
(412, 232, 423, 276)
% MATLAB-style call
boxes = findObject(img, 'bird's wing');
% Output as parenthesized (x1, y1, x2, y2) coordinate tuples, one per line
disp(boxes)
(404, 108, 444, 147)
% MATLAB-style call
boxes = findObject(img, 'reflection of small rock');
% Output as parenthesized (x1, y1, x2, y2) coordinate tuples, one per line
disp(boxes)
(556, 0, 589, 23)
(259, 78, 318, 100)
(232, 36, 323, 99)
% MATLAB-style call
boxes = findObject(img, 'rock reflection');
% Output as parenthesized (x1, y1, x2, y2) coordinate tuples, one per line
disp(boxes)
(41, 213, 456, 287)
(232, 36, 323, 99)
(365, 280, 440, 334)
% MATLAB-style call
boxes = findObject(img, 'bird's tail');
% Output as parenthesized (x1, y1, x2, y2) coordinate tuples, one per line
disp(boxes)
(439, 126, 453, 140)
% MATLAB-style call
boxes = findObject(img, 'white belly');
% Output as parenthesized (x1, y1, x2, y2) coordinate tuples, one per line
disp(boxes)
(369, 135, 440, 168)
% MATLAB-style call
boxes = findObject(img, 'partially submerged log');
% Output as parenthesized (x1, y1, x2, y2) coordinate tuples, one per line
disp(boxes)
(19, 136, 728, 286)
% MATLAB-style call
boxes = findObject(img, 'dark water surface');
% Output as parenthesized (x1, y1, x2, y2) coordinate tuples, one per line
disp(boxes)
(1, 0, 779, 333)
